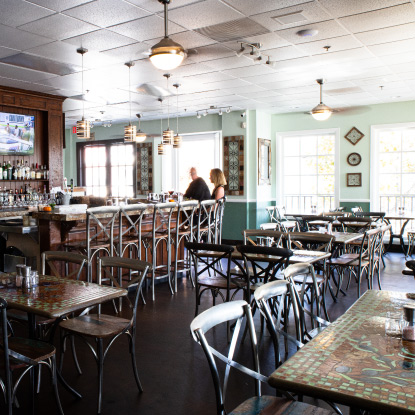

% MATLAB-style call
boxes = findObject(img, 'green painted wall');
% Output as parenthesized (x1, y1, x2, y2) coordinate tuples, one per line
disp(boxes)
(272, 100, 415, 207)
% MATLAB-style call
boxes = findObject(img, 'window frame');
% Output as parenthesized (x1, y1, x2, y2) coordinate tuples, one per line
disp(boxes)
(276, 128, 340, 209)
(370, 121, 415, 211)
(77, 138, 137, 197)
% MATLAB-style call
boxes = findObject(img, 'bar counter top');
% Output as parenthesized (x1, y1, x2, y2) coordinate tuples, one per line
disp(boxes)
(0, 208, 30, 218)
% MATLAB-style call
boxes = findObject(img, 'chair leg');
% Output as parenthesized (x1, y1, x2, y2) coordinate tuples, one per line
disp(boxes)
(51, 356, 64, 415)
(97, 339, 104, 414)
(129, 334, 143, 392)
(71, 335, 82, 375)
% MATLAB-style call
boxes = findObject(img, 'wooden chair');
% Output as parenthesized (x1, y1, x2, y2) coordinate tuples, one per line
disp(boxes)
(190, 300, 334, 415)
(354, 211, 386, 225)
(337, 216, 372, 234)
(302, 215, 334, 232)
(59, 256, 150, 414)
(0, 297, 64, 415)
(275, 206, 299, 232)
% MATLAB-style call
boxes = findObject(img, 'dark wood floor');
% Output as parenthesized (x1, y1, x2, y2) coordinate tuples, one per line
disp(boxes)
(6, 251, 415, 414)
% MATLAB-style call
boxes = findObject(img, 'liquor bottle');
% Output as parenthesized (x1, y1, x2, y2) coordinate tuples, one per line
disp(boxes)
(7, 161, 12, 180)
(16, 160, 21, 180)
(31, 164, 36, 180)
(0, 163, 2, 181)
(2, 162, 6, 180)
(35, 163, 42, 180)
(20, 186, 23, 194)
(12, 162, 17, 180)
(43, 165, 48, 180)
(25, 161, 30, 180)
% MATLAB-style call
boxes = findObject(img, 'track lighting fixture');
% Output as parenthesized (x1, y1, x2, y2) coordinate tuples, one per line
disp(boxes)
(195, 106, 231, 118)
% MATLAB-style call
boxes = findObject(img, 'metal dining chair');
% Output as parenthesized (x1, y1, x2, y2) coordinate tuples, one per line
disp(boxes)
(59, 256, 150, 414)
(190, 300, 334, 415)
(0, 297, 64, 415)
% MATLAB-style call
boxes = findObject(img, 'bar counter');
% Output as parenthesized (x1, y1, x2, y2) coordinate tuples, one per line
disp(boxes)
(0, 208, 31, 218)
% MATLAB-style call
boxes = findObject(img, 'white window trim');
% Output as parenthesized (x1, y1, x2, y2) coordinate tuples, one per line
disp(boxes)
(162, 131, 222, 191)
(370, 122, 415, 211)
(276, 128, 340, 208)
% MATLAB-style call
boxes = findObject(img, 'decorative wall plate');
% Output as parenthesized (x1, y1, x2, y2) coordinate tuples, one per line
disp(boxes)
(345, 127, 364, 145)
(347, 173, 362, 187)
(347, 152, 362, 166)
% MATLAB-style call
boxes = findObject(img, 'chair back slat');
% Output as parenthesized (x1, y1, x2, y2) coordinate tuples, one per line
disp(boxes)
(42, 251, 88, 281)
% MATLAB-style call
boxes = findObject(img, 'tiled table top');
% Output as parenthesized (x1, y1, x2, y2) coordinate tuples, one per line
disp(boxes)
(0, 274, 126, 318)
(269, 290, 415, 415)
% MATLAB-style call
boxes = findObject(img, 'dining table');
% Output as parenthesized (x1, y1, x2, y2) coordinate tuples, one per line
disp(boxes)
(0, 273, 127, 398)
(268, 290, 415, 415)
(384, 214, 415, 254)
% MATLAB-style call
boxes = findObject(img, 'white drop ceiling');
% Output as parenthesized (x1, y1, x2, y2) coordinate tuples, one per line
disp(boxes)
(0, 0, 413, 126)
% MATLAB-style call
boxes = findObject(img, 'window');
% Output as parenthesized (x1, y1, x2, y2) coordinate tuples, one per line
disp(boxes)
(277, 129, 339, 212)
(371, 123, 415, 213)
(161, 132, 221, 193)
(78, 140, 136, 198)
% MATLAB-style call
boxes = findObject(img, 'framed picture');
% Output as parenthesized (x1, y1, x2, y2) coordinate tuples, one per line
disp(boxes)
(345, 127, 364, 145)
(258, 138, 271, 185)
(347, 173, 362, 187)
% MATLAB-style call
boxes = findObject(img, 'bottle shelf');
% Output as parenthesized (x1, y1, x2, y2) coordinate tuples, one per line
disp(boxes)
(0, 179, 49, 182)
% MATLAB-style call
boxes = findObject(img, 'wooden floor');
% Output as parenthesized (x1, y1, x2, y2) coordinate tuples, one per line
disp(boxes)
(6, 251, 415, 415)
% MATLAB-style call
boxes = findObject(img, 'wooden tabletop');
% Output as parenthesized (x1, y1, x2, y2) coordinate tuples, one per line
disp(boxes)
(268, 290, 415, 415)
(385, 214, 415, 221)
(0, 274, 127, 318)
(201, 248, 331, 265)
(331, 231, 364, 245)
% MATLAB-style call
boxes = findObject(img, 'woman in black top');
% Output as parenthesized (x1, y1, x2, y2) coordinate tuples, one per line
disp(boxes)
(209, 168, 226, 200)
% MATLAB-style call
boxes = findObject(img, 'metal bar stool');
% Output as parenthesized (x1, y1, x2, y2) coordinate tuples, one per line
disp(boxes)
(171, 200, 198, 292)
(195, 199, 216, 243)
(142, 202, 176, 300)
(213, 197, 226, 244)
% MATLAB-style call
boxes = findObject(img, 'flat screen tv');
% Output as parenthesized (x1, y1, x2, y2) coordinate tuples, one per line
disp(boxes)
(0, 111, 35, 155)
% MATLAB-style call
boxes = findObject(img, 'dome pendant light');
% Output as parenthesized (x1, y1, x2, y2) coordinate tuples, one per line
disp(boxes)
(150, 0, 185, 70)
(162, 73, 174, 145)
(134, 113, 146, 143)
(173, 83, 182, 149)
(311, 79, 333, 121)
(124, 62, 137, 142)
(76, 47, 91, 140)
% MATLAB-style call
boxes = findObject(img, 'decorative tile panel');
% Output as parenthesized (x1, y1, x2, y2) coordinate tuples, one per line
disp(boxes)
(136, 142, 153, 193)
(224, 135, 244, 196)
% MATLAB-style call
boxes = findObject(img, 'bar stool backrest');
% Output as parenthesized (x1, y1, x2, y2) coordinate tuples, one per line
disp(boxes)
(119, 204, 149, 258)
(151, 202, 177, 238)
(214, 197, 226, 244)
(196, 199, 216, 243)
(175, 200, 199, 237)
(86, 206, 120, 257)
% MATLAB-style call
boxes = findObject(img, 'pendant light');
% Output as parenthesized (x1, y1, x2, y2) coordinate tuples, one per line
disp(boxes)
(134, 113, 146, 143)
(173, 83, 182, 148)
(158, 98, 165, 155)
(149, 0, 185, 70)
(310, 79, 333, 121)
(124, 61, 137, 142)
(162, 73, 173, 145)
(76, 47, 91, 139)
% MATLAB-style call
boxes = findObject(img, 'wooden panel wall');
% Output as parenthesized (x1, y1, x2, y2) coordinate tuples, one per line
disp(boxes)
(0, 86, 65, 192)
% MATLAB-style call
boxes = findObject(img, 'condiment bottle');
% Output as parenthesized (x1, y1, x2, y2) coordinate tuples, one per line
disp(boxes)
(403, 305, 415, 341)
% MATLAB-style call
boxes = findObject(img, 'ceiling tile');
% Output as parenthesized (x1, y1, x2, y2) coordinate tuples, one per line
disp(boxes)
(224, 0, 313, 16)
(0, 62, 57, 82)
(262, 45, 307, 61)
(0, 46, 21, 59)
(369, 38, 415, 57)
(167, 0, 244, 30)
(0, 0, 55, 27)
(63, 0, 150, 28)
(295, 35, 363, 55)
(63, 29, 137, 52)
(18, 13, 99, 40)
(318, 0, 409, 18)
(276, 20, 349, 45)
(354, 22, 415, 46)
(25, 0, 94, 12)
(0, 24, 51, 50)
(203, 55, 253, 70)
(25, 40, 119, 69)
(182, 71, 234, 84)
(109, 15, 184, 41)
(222, 63, 276, 78)
(125, 0, 199, 13)
(145, 30, 216, 52)
(0, 76, 56, 91)
(251, 2, 331, 32)
(339, 3, 415, 33)
(185, 44, 235, 63)
(100, 42, 150, 62)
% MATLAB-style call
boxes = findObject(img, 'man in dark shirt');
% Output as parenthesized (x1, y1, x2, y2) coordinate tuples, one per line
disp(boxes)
(184, 167, 211, 201)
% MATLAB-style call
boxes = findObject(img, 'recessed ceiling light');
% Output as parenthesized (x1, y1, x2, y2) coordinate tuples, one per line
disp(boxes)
(296, 29, 318, 38)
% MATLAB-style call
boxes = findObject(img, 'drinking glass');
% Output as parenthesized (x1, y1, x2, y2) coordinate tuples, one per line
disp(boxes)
(385, 312, 404, 337)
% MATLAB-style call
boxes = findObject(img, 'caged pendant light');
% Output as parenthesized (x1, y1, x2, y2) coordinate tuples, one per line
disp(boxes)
(76, 47, 91, 139)
(310, 79, 333, 121)
(124, 62, 137, 142)
(134, 113, 146, 143)
(150, 0, 185, 70)
(162, 73, 174, 145)
(173, 83, 182, 148)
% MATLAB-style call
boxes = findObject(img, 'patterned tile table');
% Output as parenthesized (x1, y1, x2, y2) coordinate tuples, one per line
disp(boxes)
(268, 290, 415, 414)
(0, 274, 127, 319)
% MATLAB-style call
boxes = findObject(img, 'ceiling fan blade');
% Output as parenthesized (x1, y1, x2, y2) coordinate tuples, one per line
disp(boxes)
(136, 83, 172, 98)
(334, 106, 371, 115)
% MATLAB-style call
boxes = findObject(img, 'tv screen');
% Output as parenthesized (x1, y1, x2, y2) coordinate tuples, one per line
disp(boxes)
(0, 112, 34, 155)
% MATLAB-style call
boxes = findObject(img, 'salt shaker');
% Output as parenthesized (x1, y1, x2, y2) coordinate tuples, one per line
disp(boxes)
(403, 305, 415, 341)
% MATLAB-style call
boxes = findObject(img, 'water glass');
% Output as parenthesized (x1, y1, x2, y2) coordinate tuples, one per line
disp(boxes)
(385, 312, 404, 337)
